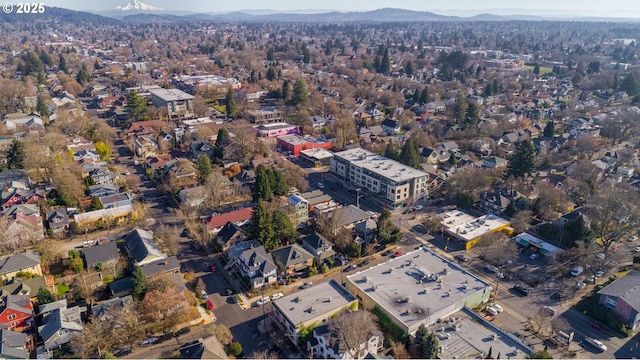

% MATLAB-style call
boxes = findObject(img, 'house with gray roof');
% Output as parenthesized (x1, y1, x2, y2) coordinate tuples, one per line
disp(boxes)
(91, 295, 133, 322)
(108, 277, 133, 298)
(330, 205, 371, 234)
(87, 184, 119, 198)
(598, 271, 640, 330)
(0, 252, 42, 285)
(38, 306, 83, 351)
(98, 192, 133, 209)
(271, 244, 314, 275)
(0, 276, 48, 298)
(141, 256, 180, 279)
(123, 228, 166, 266)
(82, 241, 120, 270)
(231, 242, 277, 289)
(301, 232, 335, 263)
(0, 329, 27, 359)
(46, 208, 69, 234)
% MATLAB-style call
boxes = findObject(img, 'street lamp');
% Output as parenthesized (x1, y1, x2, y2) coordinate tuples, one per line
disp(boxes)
(356, 188, 361, 208)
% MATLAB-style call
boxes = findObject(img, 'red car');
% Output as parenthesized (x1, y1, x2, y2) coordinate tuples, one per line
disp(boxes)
(393, 250, 403, 257)
(589, 322, 606, 333)
(209, 264, 217, 272)
(206, 299, 215, 310)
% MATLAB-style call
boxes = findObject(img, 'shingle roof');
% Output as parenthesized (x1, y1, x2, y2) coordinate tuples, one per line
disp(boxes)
(271, 244, 314, 268)
(0, 252, 40, 275)
(124, 228, 166, 266)
(141, 256, 180, 278)
(207, 207, 253, 230)
(0, 329, 27, 358)
(598, 271, 640, 312)
(301, 232, 332, 251)
(38, 306, 83, 350)
(82, 241, 120, 269)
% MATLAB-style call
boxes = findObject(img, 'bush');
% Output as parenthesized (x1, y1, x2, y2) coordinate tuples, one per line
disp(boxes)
(574, 290, 631, 337)
(320, 264, 329, 274)
(371, 306, 407, 342)
(228, 342, 242, 356)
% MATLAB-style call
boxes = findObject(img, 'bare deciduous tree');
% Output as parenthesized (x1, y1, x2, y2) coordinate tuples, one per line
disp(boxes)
(204, 323, 233, 345)
(328, 311, 381, 359)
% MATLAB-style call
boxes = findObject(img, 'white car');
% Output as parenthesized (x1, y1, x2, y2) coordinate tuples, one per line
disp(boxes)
(529, 253, 540, 260)
(595, 270, 605, 277)
(317, 182, 325, 189)
(595, 253, 605, 260)
(634, 246, 640, 253)
(576, 281, 586, 289)
(571, 266, 584, 276)
(485, 265, 498, 273)
(491, 304, 504, 313)
(585, 338, 607, 352)
(270, 292, 284, 301)
(256, 297, 271, 306)
(486, 305, 500, 316)
(542, 306, 557, 316)
(415, 205, 423, 211)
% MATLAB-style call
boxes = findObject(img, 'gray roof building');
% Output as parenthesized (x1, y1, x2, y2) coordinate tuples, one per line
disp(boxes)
(598, 271, 640, 330)
(38, 306, 83, 351)
(82, 241, 120, 270)
(271, 244, 314, 271)
(91, 295, 133, 322)
(0, 329, 27, 359)
(108, 277, 133, 298)
(0, 252, 41, 278)
(141, 256, 181, 279)
(124, 228, 166, 266)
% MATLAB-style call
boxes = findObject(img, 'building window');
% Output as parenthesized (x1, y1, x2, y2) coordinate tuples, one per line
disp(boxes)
(606, 298, 617, 309)
(7, 314, 16, 320)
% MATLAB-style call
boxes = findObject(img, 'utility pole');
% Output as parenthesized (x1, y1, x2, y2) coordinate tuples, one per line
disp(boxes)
(356, 188, 362, 208)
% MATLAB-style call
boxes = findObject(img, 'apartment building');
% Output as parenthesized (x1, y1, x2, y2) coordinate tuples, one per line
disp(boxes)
(149, 88, 195, 119)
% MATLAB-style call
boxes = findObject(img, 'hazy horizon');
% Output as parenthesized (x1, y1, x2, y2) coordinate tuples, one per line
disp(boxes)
(42, 0, 640, 18)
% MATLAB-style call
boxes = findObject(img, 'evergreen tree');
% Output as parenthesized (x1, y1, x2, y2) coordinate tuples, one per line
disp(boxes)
(36, 287, 55, 305)
(487, 346, 493, 359)
(380, 47, 390, 73)
(620, 72, 640, 96)
(58, 54, 68, 73)
(421, 332, 440, 359)
(196, 154, 212, 180)
(448, 153, 457, 165)
(76, 69, 90, 85)
(405, 61, 413, 76)
(7, 140, 25, 169)
(215, 127, 229, 147)
(272, 209, 296, 245)
(533, 65, 540, 75)
(384, 141, 398, 160)
(90, 196, 103, 211)
(266, 67, 277, 81)
(249, 201, 277, 251)
(252, 165, 273, 202)
(291, 79, 309, 106)
(36, 95, 50, 119)
(282, 80, 290, 101)
(225, 88, 237, 118)
(376, 209, 402, 245)
(613, 71, 620, 91)
(125, 91, 149, 121)
(131, 266, 148, 301)
(453, 94, 467, 123)
(272, 169, 288, 196)
(302, 46, 310, 64)
(506, 139, 537, 179)
(464, 102, 479, 128)
(543, 121, 555, 138)
(412, 89, 420, 103)
(419, 87, 429, 104)
(398, 137, 421, 169)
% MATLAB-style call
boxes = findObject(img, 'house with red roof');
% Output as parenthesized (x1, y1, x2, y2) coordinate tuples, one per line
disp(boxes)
(206, 207, 253, 233)
(0, 295, 34, 333)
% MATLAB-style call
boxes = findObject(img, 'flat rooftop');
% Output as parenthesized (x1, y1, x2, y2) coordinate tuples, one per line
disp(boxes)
(182, 118, 215, 126)
(431, 308, 532, 359)
(441, 210, 510, 242)
(346, 247, 492, 334)
(174, 74, 240, 87)
(149, 88, 195, 102)
(272, 279, 356, 326)
(277, 134, 328, 146)
(300, 148, 334, 160)
(253, 122, 296, 131)
(333, 148, 428, 182)
(247, 108, 283, 115)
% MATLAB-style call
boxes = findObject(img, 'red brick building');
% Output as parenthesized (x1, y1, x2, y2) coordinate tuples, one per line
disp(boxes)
(276, 134, 332, 156)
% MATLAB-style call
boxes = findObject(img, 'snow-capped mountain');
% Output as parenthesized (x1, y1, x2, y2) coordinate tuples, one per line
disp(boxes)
(115, 0, 163, 11)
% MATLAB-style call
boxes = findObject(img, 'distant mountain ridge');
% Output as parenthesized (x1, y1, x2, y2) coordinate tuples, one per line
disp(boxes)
(115, 0, 163, 11)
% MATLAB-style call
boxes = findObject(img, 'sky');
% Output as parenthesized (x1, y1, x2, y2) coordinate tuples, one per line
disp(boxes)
(44, 0, 640, 17)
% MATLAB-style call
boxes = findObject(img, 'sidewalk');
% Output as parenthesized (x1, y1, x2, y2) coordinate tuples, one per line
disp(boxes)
(191, 305, 216, 325)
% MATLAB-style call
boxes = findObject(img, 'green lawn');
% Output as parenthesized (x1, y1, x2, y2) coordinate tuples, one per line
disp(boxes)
(57, 283, 70, 296)
(213, 105, 226, 113)
(524, 65, 553, 75)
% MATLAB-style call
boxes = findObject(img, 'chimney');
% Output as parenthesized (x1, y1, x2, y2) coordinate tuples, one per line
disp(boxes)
(164, 258, 168, 266)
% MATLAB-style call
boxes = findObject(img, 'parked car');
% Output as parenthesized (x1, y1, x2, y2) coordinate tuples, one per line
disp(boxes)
(584, 337, 607, 352)
(382, 249, 395, 256)
(634, 245, 640, 253)
(114, 348, 132, 357)
(595, 270, 605, 277)
(317, 182, 325, 189)
(360, 259, 371, 266)
(551, 291, 566, 300)
(256, 297, 271, 306)
(589, 322, 606, 333)
(576, 281, 586, 289)
(344, 264, 357, 272)
(174, 327, 191, 337)
(157, 333, 173, 343)
(414, 205, 423, 211)
(513, 284, 531, 295)
(595, 252, 605, 260)
(142, 337, 159, 346)
(542, 306, 557, 316)
(571, 266, 584, 276)
(206, 299, 215, 310)
(209, 264, 217, 272)
(485, 265, 498, 273)
(201, 290, 208, 299)
(585, 275, 596, 284)
(496, 272, 512, 280)
(491, 303, 504, 313)
(454, 254, 469, 262)
(300, 281, 313, 289)
(529, 253, 540, 260)
(393, 250, 403, 258)
(270, 292, 284, 301)
(486, 306, 500, 316)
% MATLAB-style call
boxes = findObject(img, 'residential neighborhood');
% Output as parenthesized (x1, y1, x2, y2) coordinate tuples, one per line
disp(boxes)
(1, 2, 640, 359)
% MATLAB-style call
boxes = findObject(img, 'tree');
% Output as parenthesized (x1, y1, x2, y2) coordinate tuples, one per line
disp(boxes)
(282, 79, 291, 101)
(58, 54, 68, 73)
(506, 140, 536, 179)
(225, 87, 237, 118)
(584, 183, 639, 251)
(215, 127, 230, 147)
(404, 61, 414, 76)
(272, 209, 297, 245)
(6, 140, 24, 169)
(384, 141, 398, 160)
(36, 287, 55, 305)
(414, 324, 439, 359)
(90, 196, 103, 211)
(291, 79, 309, 106)
(248, 201, 276, 251)
(328, 311, 380, 359)
(398, 137, 421, 169)
(68, 250, 84, 273)
(464, 102, 479, 128)
(137, 282, 193, 333)
(252, 165, 273, 202)
(205, 323, 233, 345)
(376, 209, 402, 245)
(229, 342, 243, 356)
(533, 65, 541, 75)
(95, 141, 110, 160)
(620, 72, 640, 96)
(543, 121, 555, 138)
(192, 95, 208, 118)
(380, 47, 390, 73)
(452, 93, 467, 123)
(419, 87, 429, 104)
(527, 349, 553, 359)
(36, 95, 50, 119)
(76, 69, 90, 85)
(125, 91, 148, 121)
(196, 154, 212, 181)
(131, 266, 147, 301)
